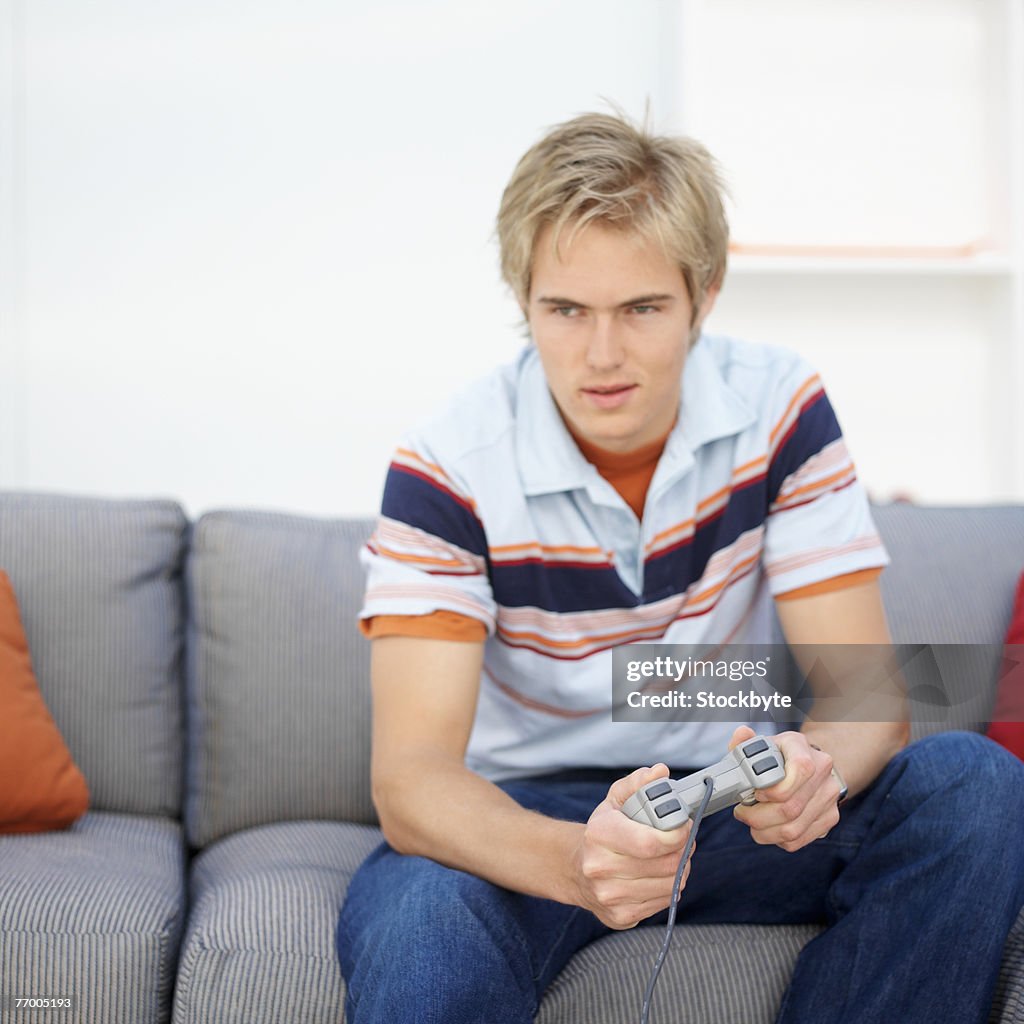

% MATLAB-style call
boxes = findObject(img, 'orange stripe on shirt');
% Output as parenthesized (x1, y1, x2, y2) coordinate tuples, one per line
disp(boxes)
(369, 543, 477, 572)
(771, 463, 856, 508)
(645, 460, 767, 555)
(775, 567, 883, 601)
(393, 447, 479, 511)
(490, 541, 608, 557)
(769, 375, 822, 451)
(361, 610, 488, 642)
(363, 567, 885, 645)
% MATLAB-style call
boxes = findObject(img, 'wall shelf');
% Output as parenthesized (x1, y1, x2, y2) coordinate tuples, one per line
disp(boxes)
(663, 0, 1024, 504)
(727, 254, 1015, 278)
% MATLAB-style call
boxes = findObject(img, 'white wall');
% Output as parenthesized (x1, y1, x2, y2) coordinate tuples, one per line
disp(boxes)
(683, 0, 1024, 505)
(0, 0, 664, 518)
(2, 0, 1021, 516)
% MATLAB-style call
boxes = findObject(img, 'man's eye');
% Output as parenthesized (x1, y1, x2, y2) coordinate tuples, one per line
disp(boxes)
(554, 306, 580, 317)
(631, 305, 658, 315)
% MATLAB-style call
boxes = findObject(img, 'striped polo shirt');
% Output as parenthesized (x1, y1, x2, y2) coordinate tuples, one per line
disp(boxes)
(359, 334, 889, 780)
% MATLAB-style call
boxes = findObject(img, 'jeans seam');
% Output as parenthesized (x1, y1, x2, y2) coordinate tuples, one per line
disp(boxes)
(535, 905, 587, 986)
(460, 892, 540, 1014)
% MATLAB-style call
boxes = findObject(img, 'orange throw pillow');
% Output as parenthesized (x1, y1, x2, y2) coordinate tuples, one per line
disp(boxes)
(0, 569, 89, 833)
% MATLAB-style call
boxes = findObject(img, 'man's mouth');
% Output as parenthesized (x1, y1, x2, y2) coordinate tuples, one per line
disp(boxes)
(581, 383, 637, 409)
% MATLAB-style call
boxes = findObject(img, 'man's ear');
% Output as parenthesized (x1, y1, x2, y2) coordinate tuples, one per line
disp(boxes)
(687, 280, 721, 348)
(518, 290, 531, 325)
(697, 281, 721, 325)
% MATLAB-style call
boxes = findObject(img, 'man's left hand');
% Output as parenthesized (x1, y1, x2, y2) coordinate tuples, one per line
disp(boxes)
(729, 726, 842, 853)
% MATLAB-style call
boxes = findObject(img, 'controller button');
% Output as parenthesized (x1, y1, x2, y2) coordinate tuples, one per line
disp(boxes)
(752, 756, 779, 776)
(645, 781, 672, 800)
(654, 799, 682, 819)
(743, 739, 769, 758)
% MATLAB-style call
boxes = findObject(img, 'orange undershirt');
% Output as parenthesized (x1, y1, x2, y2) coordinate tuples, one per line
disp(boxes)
(363, 428, 880, 642)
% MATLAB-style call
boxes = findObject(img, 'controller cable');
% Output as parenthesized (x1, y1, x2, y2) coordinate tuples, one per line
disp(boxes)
(639, 776, 716, 1024)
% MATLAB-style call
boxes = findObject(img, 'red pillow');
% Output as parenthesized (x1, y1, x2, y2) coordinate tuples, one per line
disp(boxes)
(0, 569, 90, 832)
(986, 571, 1024, 760)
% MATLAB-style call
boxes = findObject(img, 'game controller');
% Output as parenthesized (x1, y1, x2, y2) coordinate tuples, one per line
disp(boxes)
(621, 735, 787, 831)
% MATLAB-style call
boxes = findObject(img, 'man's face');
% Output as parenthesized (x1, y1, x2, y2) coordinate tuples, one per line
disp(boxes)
(526, 221, 716, 454)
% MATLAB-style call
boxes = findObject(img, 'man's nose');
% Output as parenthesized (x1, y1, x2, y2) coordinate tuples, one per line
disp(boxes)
(585, 316, 626, 371)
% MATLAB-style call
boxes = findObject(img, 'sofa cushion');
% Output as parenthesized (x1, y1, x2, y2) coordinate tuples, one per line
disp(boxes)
(541, 906, 1019, 1024)
(0, 493, 187, 817)
(171, 828, 1024, 1024)
(173, 820, 874, 1024)
(537, 921, 820, 1023)
(0, 569, 89, 832)
(871, 504, 1024, 738)
(872, 504, 1024, 644)
(992, 909, 1024, 1023)
(172, 820, 380, 1024)
(0, 811, 186, 1023)
(185, 512, 376, 848)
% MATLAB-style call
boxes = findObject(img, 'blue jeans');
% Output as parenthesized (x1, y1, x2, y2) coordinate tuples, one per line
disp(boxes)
(336, 732, 1024, 1023)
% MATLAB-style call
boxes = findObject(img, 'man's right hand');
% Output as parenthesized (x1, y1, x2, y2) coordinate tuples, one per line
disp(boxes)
(571, 764, 696, 930)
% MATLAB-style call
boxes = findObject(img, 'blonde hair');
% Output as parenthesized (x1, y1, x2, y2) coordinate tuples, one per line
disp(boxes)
(497, 111, 729, 317)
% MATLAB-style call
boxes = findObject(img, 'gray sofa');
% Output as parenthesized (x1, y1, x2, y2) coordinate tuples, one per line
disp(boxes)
(0, 491, 1022, 1024)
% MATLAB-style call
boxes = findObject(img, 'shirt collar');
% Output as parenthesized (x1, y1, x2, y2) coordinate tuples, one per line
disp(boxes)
(515, 337, 756, 498)
(516, 348, 593, 496)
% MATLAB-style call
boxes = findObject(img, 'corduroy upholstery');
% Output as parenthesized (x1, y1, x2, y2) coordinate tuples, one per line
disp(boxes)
(184, 512, 375, 849)
(873, 503, 1024, 740)
(0, 493, 187, 816)
(0, 492, 1021, 1023)
(0, 812, 186, 1023)
(171, 821, 379, 1024)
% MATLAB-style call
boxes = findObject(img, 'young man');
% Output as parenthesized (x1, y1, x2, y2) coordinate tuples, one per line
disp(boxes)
(336, 112, 1024, 1023)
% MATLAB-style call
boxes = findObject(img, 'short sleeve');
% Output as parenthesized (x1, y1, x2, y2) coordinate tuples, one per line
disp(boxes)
(358, 443, 497, 634)
(763, 367, 889, 597)
(361, 611, 489, 642)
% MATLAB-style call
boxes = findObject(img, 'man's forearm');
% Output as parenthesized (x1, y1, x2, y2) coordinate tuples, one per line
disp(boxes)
(374, 756, 586, 906)
(800, 719, 909, 799)
(775, 578, 911, 799)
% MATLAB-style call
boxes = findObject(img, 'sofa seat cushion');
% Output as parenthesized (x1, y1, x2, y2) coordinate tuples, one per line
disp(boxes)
(0, 811, 186, 1023)
(176, 821, 817, 1024)
(537, 921, 821, 1024)
(993, 909, 1024, 1024)
(539, 908, 1024, 1023)
(173, 821, 1024, 1024)
(172, 820, 381, 1024)
(173, 821, 822, 1024)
